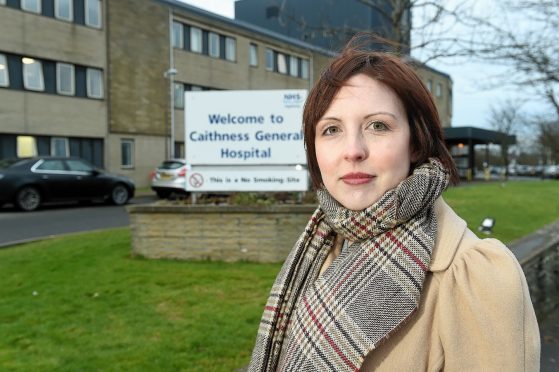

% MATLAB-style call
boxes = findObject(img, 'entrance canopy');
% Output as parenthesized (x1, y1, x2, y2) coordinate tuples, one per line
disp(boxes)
(444, 126, 516, 146)
(443, 126, 516, 178)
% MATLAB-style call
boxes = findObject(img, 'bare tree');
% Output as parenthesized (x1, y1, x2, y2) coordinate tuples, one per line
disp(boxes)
(444, 0, 559, 123)
(269, 0, 559, 127)
(488, 99, 524, 177)
(536, 119, 559, 164)
(268, 0, 471, 59)
(358, 0, 474, 60)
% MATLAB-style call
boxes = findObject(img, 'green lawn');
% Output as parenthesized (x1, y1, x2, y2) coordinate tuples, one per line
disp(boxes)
(0, 230, 280, 371)
(0, 180, 557, 371)
(443, 180, 559, 243)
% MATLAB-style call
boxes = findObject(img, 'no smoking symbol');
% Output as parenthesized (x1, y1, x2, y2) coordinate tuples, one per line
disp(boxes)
(189, 173, 204, 188)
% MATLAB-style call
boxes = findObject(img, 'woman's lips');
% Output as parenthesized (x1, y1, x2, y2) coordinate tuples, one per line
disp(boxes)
(341, 172, 375, 185)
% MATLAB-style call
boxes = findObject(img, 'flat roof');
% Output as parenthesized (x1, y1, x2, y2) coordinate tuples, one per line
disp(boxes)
(444, 126, 516, 145)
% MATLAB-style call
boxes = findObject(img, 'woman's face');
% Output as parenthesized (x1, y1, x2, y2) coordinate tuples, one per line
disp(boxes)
(315, 74, 412, 210)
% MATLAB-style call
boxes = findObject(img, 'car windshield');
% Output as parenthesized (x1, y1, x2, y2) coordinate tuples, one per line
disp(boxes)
(159, 161, 184, 170)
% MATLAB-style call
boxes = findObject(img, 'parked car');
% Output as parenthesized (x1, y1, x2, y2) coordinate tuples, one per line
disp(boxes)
(543, 165, 559, 179)
(0, 156, 135, 211)
(150, 159, 189, 198)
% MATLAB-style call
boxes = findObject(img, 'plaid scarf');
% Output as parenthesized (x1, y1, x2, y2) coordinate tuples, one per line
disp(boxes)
(248, 159, 449, 371)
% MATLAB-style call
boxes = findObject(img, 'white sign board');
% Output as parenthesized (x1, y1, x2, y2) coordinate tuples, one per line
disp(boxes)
(185, 90, 307, 165)
(185, 166, 308, 192)
(184, 90, 309, 192)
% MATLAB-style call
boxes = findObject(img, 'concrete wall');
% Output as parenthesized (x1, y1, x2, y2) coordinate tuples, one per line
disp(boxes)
(107, 0, 169, 136)
(509, 219, 559, 321)
(0, 5, 105, 67)
(415, 66, 453, 128)
(106, 133, 166, 186)
(128, 204, 316, 263)
(0, 4, 107, 138)
(0, 89, 107, 137)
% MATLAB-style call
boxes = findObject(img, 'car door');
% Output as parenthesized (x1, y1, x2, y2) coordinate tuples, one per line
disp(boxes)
(64, 159, 106, 199)
(31, 159, 74, 200)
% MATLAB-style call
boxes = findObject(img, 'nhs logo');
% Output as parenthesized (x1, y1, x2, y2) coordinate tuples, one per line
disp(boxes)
(283, 93, 304, 107)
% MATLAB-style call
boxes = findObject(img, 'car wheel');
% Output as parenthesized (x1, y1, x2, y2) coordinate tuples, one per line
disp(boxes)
(110, 184, 130, 205)
(15, 186, 42, 211)
(156, 190, 171, 199)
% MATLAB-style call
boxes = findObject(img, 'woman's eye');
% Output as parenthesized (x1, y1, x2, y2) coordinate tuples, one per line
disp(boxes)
(368, 121, 389, 131)
(322, 126, 340, 135)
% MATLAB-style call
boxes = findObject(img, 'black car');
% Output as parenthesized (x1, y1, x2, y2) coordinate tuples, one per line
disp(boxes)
(0, 157, 135, 211)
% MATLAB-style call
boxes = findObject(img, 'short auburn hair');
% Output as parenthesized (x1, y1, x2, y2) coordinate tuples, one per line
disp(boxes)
(303, 43, 459, 189)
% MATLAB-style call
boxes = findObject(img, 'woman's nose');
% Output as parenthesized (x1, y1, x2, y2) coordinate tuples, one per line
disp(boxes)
(343, 133, 369, 162)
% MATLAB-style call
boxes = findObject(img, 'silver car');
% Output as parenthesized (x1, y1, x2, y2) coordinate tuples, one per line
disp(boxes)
(150, 159, 188, 198)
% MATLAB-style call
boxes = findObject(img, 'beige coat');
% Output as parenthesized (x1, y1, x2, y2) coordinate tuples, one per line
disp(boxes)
(322, 198, 541, 371)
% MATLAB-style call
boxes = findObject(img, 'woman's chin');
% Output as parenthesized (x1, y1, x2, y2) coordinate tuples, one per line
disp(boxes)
(336, 193, 380, 211)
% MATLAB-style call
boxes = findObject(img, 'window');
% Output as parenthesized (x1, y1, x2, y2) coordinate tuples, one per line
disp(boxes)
(289, 56, 299, 77)
(55, 0, 73, 21)
(67, 159, 93, 172)
(121, 139, 134, 168)
(301, 58, 310, 79)
(22, 57, 44, 91)
(21, 0, 41, 13)
(265, 48, 273, 71)
(36, 159, 65, 171)
(190, 85, 203, 91)
(435, 83, 442, 97)
(277, 53, 287, 74)
(249, 43, 258, 67)
(0, 54, 8, 87)
(174, 82, 184, 109)
(56, 63, 75, 95)
(172, 21, 183, 49)
(225, 37, 236, 61)
(86, 68, 103, 98)
(208, 32, 220, 58)
(0, 0, 7, 5)
(51, 137, 69, 156)
(85, 0, 102, 28)
(426, 79, 432, 92)
(190, 27, 202, 53)
(17, 136, 37, 157)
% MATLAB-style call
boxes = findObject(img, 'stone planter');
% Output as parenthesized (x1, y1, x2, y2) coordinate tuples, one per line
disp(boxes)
(127, 204, 316, 263)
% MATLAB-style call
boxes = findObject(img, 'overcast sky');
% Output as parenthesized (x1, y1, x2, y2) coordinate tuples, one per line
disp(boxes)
(178, 0, 545, 129)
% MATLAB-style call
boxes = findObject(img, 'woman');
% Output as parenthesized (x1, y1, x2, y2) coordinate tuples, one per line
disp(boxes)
(249, 43, 540, 371)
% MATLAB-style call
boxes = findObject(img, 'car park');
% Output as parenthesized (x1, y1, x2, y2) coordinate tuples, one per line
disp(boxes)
(0, 156, 135, 211)
(150, 159, 189, 198)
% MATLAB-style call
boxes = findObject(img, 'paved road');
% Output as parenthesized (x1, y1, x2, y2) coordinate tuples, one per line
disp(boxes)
(0, 195, 156, 247)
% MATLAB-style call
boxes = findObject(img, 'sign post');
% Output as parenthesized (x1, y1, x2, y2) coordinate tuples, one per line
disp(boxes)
(184, 90, 308, 192)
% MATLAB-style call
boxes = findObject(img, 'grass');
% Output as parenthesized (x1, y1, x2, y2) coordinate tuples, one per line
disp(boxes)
(0, 180, 557, 371)
(443, 180, 559, 243)
(0, 230, 280, 371)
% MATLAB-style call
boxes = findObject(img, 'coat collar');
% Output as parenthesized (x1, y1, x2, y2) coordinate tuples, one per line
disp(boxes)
(429, 197, 468, 272)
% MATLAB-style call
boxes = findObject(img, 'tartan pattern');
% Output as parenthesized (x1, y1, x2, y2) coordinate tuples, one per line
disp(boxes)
(249, 159, 449, 371)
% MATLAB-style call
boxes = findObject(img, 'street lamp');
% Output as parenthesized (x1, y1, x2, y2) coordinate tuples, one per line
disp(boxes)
(164, 68, 177, 159)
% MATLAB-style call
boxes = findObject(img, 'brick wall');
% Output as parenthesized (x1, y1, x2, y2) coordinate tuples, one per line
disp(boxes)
(128, 204, 317, 263)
